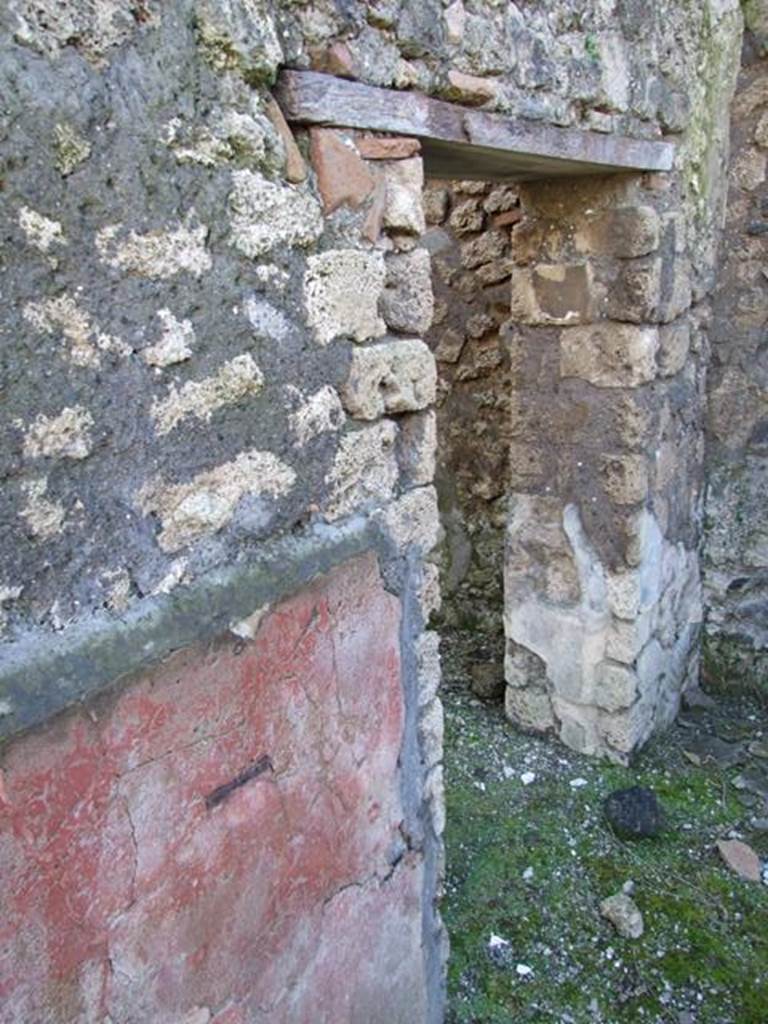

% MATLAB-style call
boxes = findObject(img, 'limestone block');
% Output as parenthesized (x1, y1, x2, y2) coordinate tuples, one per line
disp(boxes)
(419, 697, 444, 768)
(138, 449, 296, 552)
(228, 170, 322, 258)
(658, 257, 693, 323)
(605, 613, 652, 664)
(18, 207, 64, 253)
(600, 454, 650, 505)
(195, 0, 283, 85)
(445, 70, 498, 105)
(443, 0, 465, 44)
(381, 249, 434, 335)
(505, 639, 548, 689)
(615, 395, 654, 449)
(417, 629, 441, 706)
(309, 129, 374, 214)
(323, 420, 399, 520)
(397, 410, 437, 486)
(304, 250, 386, 346)
(382, 158, 426, 235)
(375, 486, 441, 554)
(424, 764, 446, 837)
(657, 319, 691, 376)
(560, 323, 658, 387)
(289, 386, 346, 446)
(574, 206, 660, 258)
(96, 222, 212, 279)
(423, 186, 449, 225)
(594, 661, 638, 712)
(418, 561, 442, 620)
(606, 257, 661, 322)
(340, 338, 436, 420)
(511, 264, 595, 325)
(732, 147, 767, 190)
(151, 354, 263, 435)
(504, 687, 556, 733)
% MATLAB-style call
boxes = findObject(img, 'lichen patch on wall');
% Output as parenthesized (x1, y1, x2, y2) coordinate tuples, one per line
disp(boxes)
(22, 405, 94, 461)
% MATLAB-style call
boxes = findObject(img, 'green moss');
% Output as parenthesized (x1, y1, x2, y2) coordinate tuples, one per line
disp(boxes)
(444, 690, 768, 1024)
(703, 635, 768, 701)
(584, 34, 601, 62)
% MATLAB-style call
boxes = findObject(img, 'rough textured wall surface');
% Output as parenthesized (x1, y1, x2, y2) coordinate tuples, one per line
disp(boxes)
(495, 2, 744, 759)
(0, 3, 445, 1018)
(0, 554, 428, 1024)
(423, 179, 519, 661)
(703, 25, 768, 692)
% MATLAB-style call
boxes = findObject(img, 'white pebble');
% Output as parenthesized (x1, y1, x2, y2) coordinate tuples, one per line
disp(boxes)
(521, 771, 536, 785)
(569, 777, 588, 789)
(516, 963, 533, 977)
(522, 866, 534, 881)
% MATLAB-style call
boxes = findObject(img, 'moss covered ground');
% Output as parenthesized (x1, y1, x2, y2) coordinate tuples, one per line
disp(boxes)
(442, 637, 768, 1024)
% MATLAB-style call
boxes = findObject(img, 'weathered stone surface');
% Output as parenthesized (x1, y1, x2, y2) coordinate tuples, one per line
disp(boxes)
(398, 410, 437, 487)
(151, 354, 263, 435)
(23, 406, 94, 461)
(505, 687, 556, 733)
(444, 69, 498, 106)
(599, 892, 644, 938)
(575, 206, 660, 258)
(323, 421, 398, 520)
(375, 486, 441, 554)
(138, 449, 296, 552)
(511, 264, 595, 325)
(382, 158, 426, 235)
(264, 96, 307, 183)
(600, 454, 650, 505)
(340, 338, 437, 420)
(96, 222, 212, 278)
(560, 323, 659, 387)
(309, 128, 375, 214)
(356, 135, 422, 160)
(304, 249, 386, 345)
(716, 839, 762, 881)
(381, 248, 435, 334)
(228, 170, 323, 257)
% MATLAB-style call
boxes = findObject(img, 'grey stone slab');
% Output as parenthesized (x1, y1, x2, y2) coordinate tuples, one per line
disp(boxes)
(275, 70, 675, 182)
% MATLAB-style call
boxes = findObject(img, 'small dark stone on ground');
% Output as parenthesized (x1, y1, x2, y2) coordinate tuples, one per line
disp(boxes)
(603, 785, 665, 839)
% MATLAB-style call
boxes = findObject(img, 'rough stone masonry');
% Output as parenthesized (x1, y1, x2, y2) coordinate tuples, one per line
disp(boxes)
(0, 1, 762, 1022)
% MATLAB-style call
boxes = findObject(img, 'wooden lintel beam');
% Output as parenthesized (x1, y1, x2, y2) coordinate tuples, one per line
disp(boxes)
(275, 70, 675, 181)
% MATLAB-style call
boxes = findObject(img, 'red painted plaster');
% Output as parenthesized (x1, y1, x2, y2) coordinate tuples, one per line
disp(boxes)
(0, 554, 426, 1023)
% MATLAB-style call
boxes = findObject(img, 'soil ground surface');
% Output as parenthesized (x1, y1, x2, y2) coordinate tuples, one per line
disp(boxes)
(442, 632, 768, 1024)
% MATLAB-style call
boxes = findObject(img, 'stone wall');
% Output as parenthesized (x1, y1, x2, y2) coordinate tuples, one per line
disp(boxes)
(501, 174, 707, 760)
(423, 179, 520, 660)
(703, 24, 768, 693)
(0, 3, 445, 1019)
(0, 0, 754, 1018)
